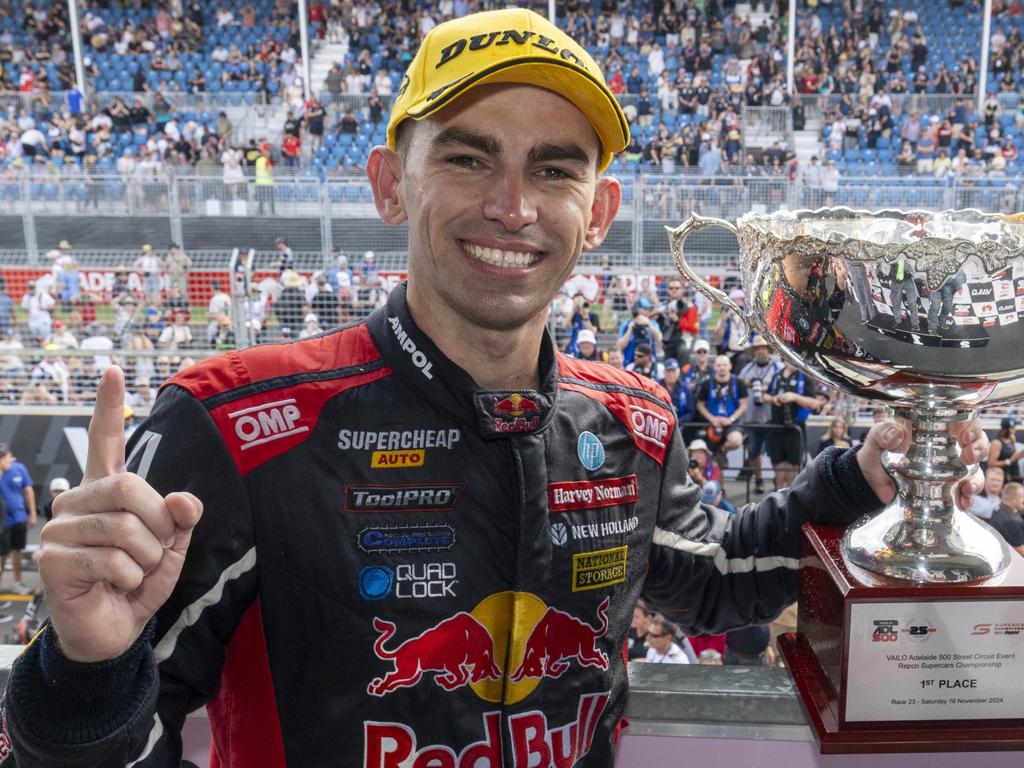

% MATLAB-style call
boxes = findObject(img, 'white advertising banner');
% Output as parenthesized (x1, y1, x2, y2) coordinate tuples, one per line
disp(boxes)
(846, 600, 1024, 722)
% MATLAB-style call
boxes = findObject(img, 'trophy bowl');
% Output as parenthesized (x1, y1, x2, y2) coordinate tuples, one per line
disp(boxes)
(668, 207, 1024, 584)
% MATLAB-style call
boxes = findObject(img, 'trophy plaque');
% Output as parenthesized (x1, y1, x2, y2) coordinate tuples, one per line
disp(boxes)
(669, 209, 1024, 753)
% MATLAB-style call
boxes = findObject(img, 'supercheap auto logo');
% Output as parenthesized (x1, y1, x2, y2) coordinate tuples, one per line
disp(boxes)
(367, 591, 610, 705)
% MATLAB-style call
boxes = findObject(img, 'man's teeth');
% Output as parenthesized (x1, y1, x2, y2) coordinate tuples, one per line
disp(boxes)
(463, 242, 538, 268)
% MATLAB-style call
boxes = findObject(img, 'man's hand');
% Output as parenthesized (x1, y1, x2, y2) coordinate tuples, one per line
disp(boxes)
(856, 419, 988, 509)
(37, 367, 203, 663)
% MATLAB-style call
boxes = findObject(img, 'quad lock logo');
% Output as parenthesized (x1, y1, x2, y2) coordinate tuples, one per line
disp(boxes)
(359, 562, 458, 600)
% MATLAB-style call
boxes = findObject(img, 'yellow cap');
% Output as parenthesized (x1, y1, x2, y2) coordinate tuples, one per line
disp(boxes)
(387, 8, 628, 173)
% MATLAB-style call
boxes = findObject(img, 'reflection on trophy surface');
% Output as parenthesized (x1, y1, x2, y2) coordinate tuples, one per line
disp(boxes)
(669, 208, 1024, 584)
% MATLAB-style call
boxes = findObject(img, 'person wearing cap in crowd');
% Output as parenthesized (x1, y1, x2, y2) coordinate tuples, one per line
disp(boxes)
(682, 337, 713, 395)
(617, 295, 663, 365)
(687, 437, 722, 486)
(571, 327, 601, 361)
(0, 444, 36, 595)
(43, 477, 70, 522)
(701, 480, 736, 515)
(275, 269, 307, 335)
(3, 8, 989, 766)
(272, 237, 295, 274)
(45, 319, 79, 350)
(20, 279, 55, 344)
(164, 243, 192, 298)
(986, 417, 1024, 483)
(738, 335, 782, 495)
(562, 290, 601, 356)
(625, 342, 664, 380)
(133, 244, 163, 301)
(30, 343, 70, 403)
(299, 312, 323, 339)
(660, 357, 695, 425)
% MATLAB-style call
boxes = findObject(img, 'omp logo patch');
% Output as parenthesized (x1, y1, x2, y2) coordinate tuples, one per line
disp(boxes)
(371, 450, 425, 469)
(345, 484, 463, 512)
(228, 398, 307, 450)
(628, 404, 669, 449)
(572, 546, 627, 592)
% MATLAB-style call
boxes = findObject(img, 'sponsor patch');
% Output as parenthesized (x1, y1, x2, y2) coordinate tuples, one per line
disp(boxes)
(628, 404, 670, 449)
(359, 562, 458, 601)
(576, 431, 605, 471)
(491, 393, 542, 433)
(548, 475, 638, 513)
(572, 546, 627, 592)
(357, 524, 456, 554)
(363, 692, 609, 768)
(388, 315, 435, 379)
(229, 398, 307, 450)
(338, 428, 461, 451)
(563, 516, 640, 544)
(345, 483, 463, 512)
(371, 450, 425, 469)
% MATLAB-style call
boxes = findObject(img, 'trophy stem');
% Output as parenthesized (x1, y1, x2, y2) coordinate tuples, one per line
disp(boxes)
(841, 409, 1011, 584)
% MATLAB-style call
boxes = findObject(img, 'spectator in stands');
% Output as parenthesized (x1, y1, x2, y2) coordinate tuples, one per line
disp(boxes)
(20, 281, 54, 343)
(738, 337, 781, 496)
(724, 625, 775, 667)
(817, 417, 853, 456)
(0, 329, 25, 381)
(126, 375, 156, 410)
(134, 244, 162, 300)
(660, 358, 694, 425)
(45, 320, 78, 350)
(0, 444, 36, 594)
(68, 357, 101, 404)
(571, 329, 600, 362)
(713, 289, 749, 366)
(164, 244, 191, 298)
(655, 279, 697, 362)
(616, 298, 663, 365)
(644, 615, 694, 664)
(821, 158, 840, 206)
(987, 417, 1024, 482)
(695, 354, 747, 456)
(310, 274, 340, 328)
(43, 477, 70, 523)
(991, 483, 1024, 556)
(625, 343, 663, 380)
(971, 466, 1005, 520)
(255, 145, 275, 214)
(562, 291, 600, 356)
(701, 480, 736, 514)
(628, 600, 654, 660)
(686, 438, 721, 487)
(765, 361, 826, 491)
(157, 309, 193, 351)
(276, 270, 307, 334)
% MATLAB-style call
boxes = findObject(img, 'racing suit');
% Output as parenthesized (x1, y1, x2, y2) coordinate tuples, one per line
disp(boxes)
(2, 284, 882, 767)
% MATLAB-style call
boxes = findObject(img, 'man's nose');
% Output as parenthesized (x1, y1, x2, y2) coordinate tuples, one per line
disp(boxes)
(482, 171, 538, 232)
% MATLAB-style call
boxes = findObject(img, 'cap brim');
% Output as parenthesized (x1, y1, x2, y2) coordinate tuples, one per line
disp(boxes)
(392, 60, 628, 173)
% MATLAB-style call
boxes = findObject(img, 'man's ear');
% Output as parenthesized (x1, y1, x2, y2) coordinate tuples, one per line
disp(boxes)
(582, 176, 622, 252)
(366, 146, 406, 226)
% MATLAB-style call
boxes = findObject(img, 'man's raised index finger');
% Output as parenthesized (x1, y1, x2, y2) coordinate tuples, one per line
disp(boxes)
(83, 366, 127, 483)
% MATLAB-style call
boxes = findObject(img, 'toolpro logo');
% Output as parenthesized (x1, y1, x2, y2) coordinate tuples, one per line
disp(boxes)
(492, 393, 541, 433)
(345, 483, 463, 512)
(367, 592, 610, 704)
(228, 398, 307, 450)
(388, 315, 434, 379)
(364, 692, 609, 768)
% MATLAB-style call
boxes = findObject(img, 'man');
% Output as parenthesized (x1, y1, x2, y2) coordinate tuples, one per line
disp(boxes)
(3, 10, 986, 767)
(738, 336, 781, 495)
(695, 354, 748, 455)
(616, 296, 663, 365)
(0, 444, 36, 595)
(660, 358, 694, 425)
(572, 328, 601, 362)
(990, 482, 1024, 556)
(625, 342, 663, 380)
(655, 278, 697, 362)
(971, 466, 1005, 520)
(165, 243, 192, 298)
(643, 615, 693, 664)
(765, 361, 827, 490)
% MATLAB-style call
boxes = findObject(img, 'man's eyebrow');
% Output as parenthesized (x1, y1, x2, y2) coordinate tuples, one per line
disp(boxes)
(430, 128, 501, 157)
(528, 142, 592, 166)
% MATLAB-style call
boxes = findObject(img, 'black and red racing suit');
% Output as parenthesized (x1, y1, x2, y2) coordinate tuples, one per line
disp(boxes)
(2, 284, 881, 767)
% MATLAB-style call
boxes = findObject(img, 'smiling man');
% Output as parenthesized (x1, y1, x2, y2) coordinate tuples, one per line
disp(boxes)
(1, 9, 988, 768)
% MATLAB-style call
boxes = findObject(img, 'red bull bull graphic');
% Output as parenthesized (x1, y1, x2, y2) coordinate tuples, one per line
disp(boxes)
(368, 592, 611, 705)
(367, 612, 502, 696)
(492, 393, 542, 433)
(363, 691, 609, 768)
(510, 597, 610, 681)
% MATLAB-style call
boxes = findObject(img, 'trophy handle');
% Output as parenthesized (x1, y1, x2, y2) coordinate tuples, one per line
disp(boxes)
(666, 215, 747, 318)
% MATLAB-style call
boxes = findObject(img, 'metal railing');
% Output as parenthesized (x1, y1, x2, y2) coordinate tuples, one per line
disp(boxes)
(795, 93, 1022, 126)
(0, 90, 267, 116)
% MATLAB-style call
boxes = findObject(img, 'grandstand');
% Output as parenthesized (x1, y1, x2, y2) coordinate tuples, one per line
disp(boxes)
(1, 0, 1023, 415)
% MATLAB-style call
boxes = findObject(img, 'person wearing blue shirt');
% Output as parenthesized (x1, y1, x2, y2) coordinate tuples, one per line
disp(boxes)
(0, 444, 36, 594)
(660, 358, 695, 425)
(616, 297, 663, 365)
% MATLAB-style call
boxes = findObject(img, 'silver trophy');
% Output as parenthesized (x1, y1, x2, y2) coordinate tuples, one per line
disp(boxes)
(669, 208, 1024, 584)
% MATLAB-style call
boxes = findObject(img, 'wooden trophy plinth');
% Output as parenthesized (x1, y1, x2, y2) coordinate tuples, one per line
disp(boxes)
(779, 524, 1024, 754)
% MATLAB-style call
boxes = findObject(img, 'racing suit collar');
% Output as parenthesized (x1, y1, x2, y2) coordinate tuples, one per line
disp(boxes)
(369, 283, 557, 438)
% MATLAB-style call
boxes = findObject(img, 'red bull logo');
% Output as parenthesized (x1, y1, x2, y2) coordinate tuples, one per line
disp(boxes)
(364, 691, 609, 768)
(368, 592, 610, 704)
(492, 393, 542, 433)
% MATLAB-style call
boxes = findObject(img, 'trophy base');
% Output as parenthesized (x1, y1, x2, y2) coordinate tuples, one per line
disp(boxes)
(843, 505, 1012, 583)
(780, 524, 1024, 754)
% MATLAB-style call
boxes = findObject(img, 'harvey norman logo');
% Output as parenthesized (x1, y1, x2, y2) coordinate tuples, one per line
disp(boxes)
(388, 315, 434, 379)
(229, 398, 307, 450)
(548, 475, 638, 513)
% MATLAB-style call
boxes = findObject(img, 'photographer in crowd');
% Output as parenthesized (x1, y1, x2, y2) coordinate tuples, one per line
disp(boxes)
(738, 336, 781, 495)
(617, 296, 663, 365)
(562, 290, 601, 357)
(695, 354, 748, 456)
(655, 278, 698, 363)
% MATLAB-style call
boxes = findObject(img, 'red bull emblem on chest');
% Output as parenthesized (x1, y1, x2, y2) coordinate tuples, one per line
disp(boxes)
(491, 393, 542, 433)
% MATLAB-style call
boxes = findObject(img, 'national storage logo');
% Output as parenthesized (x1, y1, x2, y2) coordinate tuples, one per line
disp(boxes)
(571, 546, 627, 592)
